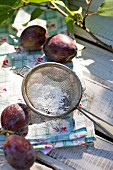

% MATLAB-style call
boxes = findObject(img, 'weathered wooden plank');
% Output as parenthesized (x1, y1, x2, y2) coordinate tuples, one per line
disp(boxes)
(73, 39, 113, 135)
(68, 0, 103, 12)
(68, 0, 113, 46)
(75, 39, 113, 89)
(36, 151, 75, 170)
(47, 136, 113, 170)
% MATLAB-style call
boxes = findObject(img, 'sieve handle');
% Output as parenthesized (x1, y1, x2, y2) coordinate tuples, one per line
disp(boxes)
(17, 65, 31, 77)
(77, 106, 113, 139)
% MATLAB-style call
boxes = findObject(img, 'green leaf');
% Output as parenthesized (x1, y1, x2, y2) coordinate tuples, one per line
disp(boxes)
(22, 8, 45, 26)
(0, 0, 22, 7)
(30, 8, 44, 20)
(54, 0, 66, 7)
(98, 0, 113, 16)
(65, 17, 75, 33)
(0, 5, 14, 25)
(22, 22, 29, 26)
(22, 0, 53, 4)
(0, 5, 12, 14)
(0, 1, 23, 26)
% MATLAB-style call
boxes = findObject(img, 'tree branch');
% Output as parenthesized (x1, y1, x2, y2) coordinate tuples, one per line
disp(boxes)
(87, 12, 98, 16)
(85, 28, 113, 52)
(83, 0, 93, 24)
(50, 1, 68, 17)
(75, 24, 113, 52)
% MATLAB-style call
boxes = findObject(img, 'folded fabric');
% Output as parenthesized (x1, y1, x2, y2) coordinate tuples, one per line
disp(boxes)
(32, 137, 87, 150)
(0, 44, 96, 155)
(27, 127, 87, 144)
(25, 92, 96, 154)
(0, 91, 96, 155)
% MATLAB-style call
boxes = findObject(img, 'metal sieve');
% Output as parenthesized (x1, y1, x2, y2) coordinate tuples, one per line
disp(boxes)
(17, 62, 113, 139)
(18, 62, 82, 118)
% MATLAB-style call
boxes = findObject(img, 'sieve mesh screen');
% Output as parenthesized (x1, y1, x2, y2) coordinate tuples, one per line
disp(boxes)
(22, 63, 82, 117)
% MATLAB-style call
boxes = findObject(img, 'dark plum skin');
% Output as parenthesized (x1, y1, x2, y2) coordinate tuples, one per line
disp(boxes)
(20, 25, 48, 51)
(43, 34, 77, 62)
(4, 135, 36, 169)
(1, 103, 31, 132)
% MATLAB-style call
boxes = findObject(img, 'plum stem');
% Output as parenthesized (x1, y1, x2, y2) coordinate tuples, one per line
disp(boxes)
(76, 46, 86, 52)
(0, 128, 14, 136)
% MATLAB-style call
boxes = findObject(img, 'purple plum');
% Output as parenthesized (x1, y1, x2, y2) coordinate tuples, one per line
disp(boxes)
(43, 34, 77, 62)
(20, 25, 48, 51)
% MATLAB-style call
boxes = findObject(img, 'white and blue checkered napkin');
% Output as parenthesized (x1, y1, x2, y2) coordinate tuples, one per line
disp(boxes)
(25, 92, 96, 152)
(0, 92, 96, 155)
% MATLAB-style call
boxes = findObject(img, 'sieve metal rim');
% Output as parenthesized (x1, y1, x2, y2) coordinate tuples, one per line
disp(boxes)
(21, 62, 83, 118)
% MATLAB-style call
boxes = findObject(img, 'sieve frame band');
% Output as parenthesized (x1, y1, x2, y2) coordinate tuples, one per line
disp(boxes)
(21, 62, 83, 118)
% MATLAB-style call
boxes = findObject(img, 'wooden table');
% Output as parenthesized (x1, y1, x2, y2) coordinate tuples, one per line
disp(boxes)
(1, 1, 113, 169)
